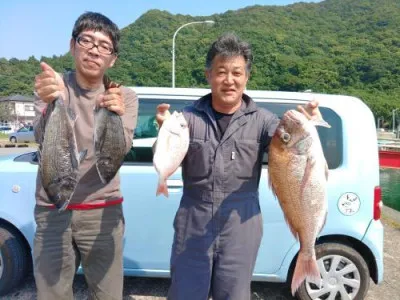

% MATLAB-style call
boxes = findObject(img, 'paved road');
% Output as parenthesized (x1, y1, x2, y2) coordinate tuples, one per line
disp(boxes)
(0, 147, 399, 299)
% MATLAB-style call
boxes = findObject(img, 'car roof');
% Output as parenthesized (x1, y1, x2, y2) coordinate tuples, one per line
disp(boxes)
(128, 86, 370, 116)
(129, 86, 357, 102)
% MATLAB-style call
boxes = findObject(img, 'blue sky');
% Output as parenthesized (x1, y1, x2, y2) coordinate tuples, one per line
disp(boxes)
(0, 0, 322, 60)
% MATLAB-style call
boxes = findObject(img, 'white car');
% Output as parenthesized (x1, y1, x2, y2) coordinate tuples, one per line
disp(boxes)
(8, 126, 35, 143)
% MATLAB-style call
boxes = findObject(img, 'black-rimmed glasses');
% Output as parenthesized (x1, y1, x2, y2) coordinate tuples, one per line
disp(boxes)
(76, 36, 115, 55)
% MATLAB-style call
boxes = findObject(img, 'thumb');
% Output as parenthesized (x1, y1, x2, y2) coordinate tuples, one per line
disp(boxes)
(40, 61, 56, 74)
(41, 61, 63, 86)
(157, 103, 170, 113)
(309, 99, 319, 108)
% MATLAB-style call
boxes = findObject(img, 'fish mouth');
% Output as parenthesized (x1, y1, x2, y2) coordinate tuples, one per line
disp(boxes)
(285, 110, 303, 125)
(167, 128, 182, 136)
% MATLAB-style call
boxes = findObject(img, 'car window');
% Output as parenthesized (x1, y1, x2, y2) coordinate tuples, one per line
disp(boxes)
(124, 98, 193, 163)
(18, 128, 28, 132)
(257, 102, 342, 169)
(123, 98, 343, 170)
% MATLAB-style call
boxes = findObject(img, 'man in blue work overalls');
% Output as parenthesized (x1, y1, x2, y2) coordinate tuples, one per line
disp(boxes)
(156, 33, 320, 300)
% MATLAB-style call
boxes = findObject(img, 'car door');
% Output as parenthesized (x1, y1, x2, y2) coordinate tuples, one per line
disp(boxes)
(16, 126, 33, 142)
(16, 127, 29, 141)
(120, 98, 193, 274)
(27, 126, 35, 142)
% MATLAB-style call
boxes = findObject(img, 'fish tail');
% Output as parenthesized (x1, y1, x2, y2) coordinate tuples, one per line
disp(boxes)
(156, 179, 169, 197)
(291, 252, 320, 296)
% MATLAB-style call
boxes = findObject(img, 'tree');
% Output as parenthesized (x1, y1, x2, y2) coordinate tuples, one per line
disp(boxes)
(0, 0, 399, 118)
(0, 102, 14, 124)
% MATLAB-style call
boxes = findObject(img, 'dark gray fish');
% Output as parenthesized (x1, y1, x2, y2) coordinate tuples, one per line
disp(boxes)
(39, 98, 86, 211)
(94, 77, 126, 184)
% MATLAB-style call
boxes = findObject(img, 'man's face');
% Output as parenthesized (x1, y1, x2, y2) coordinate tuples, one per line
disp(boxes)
(70, 30, 117, 81)
(206, 55, 249, 111)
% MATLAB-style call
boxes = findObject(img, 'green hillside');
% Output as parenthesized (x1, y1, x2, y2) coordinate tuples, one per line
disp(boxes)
(1, 0, 399, 124)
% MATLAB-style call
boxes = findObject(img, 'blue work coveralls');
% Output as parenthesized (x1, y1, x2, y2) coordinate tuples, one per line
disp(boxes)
(168, 93, 279, 300)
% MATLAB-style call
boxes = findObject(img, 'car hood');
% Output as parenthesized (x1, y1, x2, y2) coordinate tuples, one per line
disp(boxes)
(0, 154, 17, 166)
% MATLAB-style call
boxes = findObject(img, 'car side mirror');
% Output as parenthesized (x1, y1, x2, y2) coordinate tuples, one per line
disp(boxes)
(32, 151, 39, 163)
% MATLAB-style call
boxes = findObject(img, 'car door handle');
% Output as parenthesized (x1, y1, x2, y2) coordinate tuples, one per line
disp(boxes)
(167, 179, 183, 188)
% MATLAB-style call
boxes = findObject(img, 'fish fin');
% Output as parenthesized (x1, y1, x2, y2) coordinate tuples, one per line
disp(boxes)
(325, 162, 329, 181)
(57, 199, 70, 212)
(291, 252, 320, 296)
(79, 150, 88, 163)
(70, 149, 79, 170)
(156, 179, 169, 197)
(300, 157, 315, 203)
(267, 165, 279, 199)
(267, 175, 275, 196)
(284, 215, 299, 240)
(67, 107, 78, 123)
(318, 211, 328, 236)
(96, 164, 107, 185)
(310, 118, 331, 128)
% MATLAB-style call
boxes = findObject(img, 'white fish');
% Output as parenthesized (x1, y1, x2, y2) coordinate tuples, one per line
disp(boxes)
(153, 111, 189, 197)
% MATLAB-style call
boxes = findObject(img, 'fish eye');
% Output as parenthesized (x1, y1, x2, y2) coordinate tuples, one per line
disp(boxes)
(281, 132, 291, 143)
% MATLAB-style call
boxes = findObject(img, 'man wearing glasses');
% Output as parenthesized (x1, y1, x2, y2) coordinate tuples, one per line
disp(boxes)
(33, 12, 138, 300)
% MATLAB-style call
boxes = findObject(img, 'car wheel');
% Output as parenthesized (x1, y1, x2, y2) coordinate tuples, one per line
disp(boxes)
(295, 243, 369, 300)
(9, 137, 17, 143)
(0, 226, 30, 296)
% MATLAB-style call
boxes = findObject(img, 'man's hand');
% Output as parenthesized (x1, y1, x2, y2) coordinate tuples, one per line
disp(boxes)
(156, 103, 171, 128)
(298, 99, 331, 128)
(297, 99, 322, 121)
(35, 62, 65, 103)
(99, 87, 125, 116)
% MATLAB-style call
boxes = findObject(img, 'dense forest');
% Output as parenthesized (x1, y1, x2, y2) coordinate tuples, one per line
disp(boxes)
(1, 0, 399, 126)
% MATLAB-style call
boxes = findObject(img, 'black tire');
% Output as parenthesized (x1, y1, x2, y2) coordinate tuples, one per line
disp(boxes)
(295, 243, 370, 300)
(9, 137, 17, 143)
(0, 226, 30, 296)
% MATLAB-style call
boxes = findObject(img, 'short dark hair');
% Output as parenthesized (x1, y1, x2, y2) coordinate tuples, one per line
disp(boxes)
(72, 12, 120, 54)
(205, 33, 253, 74)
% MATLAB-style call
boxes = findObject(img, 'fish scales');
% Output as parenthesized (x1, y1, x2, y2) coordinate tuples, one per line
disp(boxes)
(268, 109, 330, 296)
(94, 78, 126, 184)
(39, 98, 84, 211)
(153, 111, 189, 197)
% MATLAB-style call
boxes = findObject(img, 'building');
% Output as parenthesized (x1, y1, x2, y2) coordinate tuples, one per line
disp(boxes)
(0, 95, 35, 130)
